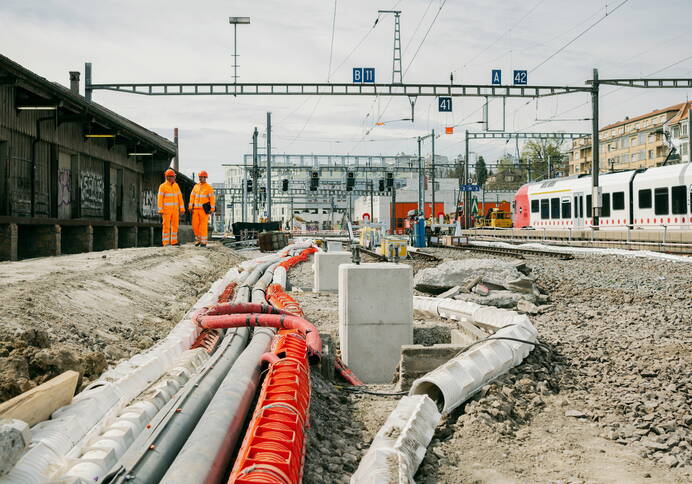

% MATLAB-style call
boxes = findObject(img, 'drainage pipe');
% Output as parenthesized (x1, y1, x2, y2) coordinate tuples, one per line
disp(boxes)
(351, 395, 441, 484)
(410, 297, 537, 414)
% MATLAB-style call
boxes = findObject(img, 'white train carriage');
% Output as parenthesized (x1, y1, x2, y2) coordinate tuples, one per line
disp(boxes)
(515, 163, 692, 230)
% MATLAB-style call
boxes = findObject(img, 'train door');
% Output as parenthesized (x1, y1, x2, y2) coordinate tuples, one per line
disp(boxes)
(573, 192, 584, 227)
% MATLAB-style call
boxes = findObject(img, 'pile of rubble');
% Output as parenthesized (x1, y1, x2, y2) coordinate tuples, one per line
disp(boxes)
(413, 258, 548, 314)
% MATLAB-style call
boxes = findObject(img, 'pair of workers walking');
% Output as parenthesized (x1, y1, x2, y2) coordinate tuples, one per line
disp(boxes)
(157, 169, 215, 247)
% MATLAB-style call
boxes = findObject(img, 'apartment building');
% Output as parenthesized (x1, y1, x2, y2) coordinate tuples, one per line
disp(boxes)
(663, 102, 691, 162)
(568, 103, 685, 175)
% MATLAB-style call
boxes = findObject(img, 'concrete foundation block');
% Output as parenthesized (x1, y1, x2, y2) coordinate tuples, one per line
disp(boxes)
(314, 251, 352, 292)
(61, 225, 93, 254)
(117, 226, 137, 249)
(338, 262, 413, 383)
(18, 224, 60, 259)
(398, 344, 465, 391)
(137, 226, 153, 247)
(0, 224, 18, 261)
(93, 226, 117, 252)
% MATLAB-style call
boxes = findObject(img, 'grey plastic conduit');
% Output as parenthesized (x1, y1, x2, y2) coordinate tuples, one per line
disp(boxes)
(103, 269, 257, 484)
(159, 259, 280, 484)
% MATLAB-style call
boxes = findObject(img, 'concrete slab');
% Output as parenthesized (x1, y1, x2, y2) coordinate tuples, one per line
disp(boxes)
(339, 262, 413, 383)
(314, 251, 352, 292)
(398, 344, 465, 391)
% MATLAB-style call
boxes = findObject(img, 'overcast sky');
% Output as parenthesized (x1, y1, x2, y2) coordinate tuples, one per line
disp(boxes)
(2, 0, 691, 181)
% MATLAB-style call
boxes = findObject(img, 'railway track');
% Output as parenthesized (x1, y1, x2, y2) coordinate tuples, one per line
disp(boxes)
(431, 243, 574, 260)
(357, 246, 442, 262)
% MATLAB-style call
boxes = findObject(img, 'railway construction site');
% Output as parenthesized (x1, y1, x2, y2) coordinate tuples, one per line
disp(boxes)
(0, 239, 689, 484)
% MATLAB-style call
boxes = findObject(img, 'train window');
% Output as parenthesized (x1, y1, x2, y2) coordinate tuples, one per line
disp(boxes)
(602, 193, 611, 218)
(638, 189, 652, 209)
(531, 199, 539, 213)
(550, 198, 560, 219)
(586, 195, 592, 215)
(613, 192, 625, 210)
(573, 197, 578, 217)
(561, 199, 571, 219)
(671, 185, 687, 214)
(540, 199, 549, 219)
(654, 187, 669, 215)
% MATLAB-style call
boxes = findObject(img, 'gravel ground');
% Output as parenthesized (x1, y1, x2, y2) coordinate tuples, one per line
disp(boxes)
(289, 249, 691, 483)
(0, 244, 243, 401)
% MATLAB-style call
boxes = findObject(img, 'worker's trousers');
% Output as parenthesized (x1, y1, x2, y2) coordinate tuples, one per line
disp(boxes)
(161, 211, 180, 246)
(192, 209, 209, 245)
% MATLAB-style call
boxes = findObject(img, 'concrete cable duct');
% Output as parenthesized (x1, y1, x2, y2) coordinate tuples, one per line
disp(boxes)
(0, 268, 240, 484)
(100, 251, 282, 484)
(350, 395, 441, 484)
(409, 296, 538, 414)
(56, 348, 210, 483)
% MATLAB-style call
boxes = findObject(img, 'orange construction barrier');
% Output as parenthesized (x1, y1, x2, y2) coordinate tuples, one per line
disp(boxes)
(228, 330, 310, 484)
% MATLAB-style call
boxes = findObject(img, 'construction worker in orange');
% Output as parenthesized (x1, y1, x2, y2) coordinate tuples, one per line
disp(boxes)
(157, 169, 185, 246)
(189, 170, 215, 247)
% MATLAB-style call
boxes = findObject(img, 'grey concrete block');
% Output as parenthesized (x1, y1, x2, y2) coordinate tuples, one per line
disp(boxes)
(339, 263, 413, 383)
(0, 419, 30, 476)
(398, 344, 466, 391)
(314, 251, 352, 292)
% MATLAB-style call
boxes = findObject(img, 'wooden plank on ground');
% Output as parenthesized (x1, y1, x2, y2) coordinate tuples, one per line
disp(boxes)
(0, 370, 79, 426)
(457, 320, 489, 341)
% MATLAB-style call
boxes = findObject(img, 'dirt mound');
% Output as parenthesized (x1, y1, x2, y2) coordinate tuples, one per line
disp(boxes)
(0, 244, 243, 403)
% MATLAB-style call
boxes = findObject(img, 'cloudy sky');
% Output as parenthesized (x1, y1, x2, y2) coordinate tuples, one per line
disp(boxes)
(2, 0, 691, 181)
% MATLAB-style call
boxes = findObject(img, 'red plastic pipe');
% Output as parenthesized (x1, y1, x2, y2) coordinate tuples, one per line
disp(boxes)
(198, 313, 322, 360)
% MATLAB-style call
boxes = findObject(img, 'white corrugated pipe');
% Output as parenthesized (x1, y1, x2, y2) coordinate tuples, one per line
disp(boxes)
(350, 395, 441, 484)
(0, 268, 240, 484)
(56, 348, 209, 483)
(409, 296, 537, 414)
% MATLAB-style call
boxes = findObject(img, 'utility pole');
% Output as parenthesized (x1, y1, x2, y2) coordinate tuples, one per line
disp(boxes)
(252, 127, 258, 222)
(464, 130, 470, 228)
(369, 180, 374, 223)
(390, 182, 397, 234)
(417, 136, 424, 216)
(266, 112, 272, 221)
(591, 68, 601, 228)
(431, 129, 436, 221)
(377, 10, 403, 84)
(229, 17, 251, 83)
(242, 153, 247, 223)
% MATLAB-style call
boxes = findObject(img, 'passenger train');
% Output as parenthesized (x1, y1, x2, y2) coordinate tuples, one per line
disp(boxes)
(513, 163, 692, 230)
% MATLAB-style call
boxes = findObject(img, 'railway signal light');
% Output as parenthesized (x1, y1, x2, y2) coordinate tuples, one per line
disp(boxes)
(246, 179, 253, 192)
(310, 171, 319, 191)
(378, 179, 385, 191)
(386, 172, 394, 189)
(282, 179, 289, 191)
(346, 172, 355, 191)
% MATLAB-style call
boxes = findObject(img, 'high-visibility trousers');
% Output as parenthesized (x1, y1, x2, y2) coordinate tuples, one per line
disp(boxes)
(162, 211, 180, 246)
(192, 209, 209, 245)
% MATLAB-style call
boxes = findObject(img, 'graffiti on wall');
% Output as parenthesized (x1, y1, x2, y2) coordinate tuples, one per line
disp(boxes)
(58, 168, 71, 209)
(142, 190, 158, 218)
(80, 171, 104, 210)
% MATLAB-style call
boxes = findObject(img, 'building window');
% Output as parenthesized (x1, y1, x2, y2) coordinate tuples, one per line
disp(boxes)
(540, 199, 549, 219)
(649, 150, 654, 159)
(602, 193, 611, 217)
(613, 192, 625, 210)
(671, 185, 687, 214)
(531, 199, 539, 213)
(682, 143, 689, 156)
(654, 187, 669, 215)
(683, 124, 688, 136)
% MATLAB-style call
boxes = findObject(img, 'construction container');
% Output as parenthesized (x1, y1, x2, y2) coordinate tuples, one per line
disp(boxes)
(258, 231, 289, 252)
(381, 236, 408, 258)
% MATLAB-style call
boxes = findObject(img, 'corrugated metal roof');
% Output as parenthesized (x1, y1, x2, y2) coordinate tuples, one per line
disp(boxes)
(0, 53, 176, 155)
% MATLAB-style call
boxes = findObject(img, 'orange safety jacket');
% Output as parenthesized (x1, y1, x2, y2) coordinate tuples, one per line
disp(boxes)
(189, 182, 216, 212)
(157, 181, 185, 213)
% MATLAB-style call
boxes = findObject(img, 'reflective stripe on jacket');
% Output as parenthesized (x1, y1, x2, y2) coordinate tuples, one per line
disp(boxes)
(189, 182, 216, 210)
(157, 181, 184, 212)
